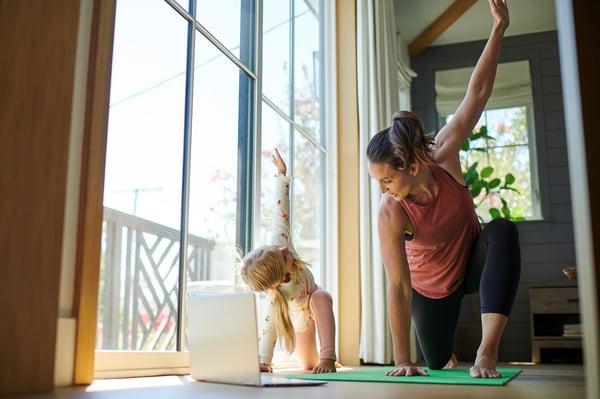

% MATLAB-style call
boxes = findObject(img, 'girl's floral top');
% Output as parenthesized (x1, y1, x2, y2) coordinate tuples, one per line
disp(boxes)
(258, 175, 318, 365)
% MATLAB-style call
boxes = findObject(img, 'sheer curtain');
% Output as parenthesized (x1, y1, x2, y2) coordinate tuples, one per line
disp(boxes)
(356, 0, 416, 364)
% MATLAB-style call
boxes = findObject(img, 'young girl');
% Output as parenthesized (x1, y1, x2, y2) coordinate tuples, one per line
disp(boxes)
(240, 148, 337, 374)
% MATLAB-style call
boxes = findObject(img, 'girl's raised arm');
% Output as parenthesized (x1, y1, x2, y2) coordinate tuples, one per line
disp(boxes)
(269, 149, 298, 257)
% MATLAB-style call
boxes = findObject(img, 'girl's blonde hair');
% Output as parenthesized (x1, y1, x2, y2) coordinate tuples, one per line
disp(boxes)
(240, 245, 306, 353)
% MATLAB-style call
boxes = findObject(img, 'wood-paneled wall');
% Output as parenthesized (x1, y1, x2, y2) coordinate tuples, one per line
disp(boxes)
(0, 0, 80, 395)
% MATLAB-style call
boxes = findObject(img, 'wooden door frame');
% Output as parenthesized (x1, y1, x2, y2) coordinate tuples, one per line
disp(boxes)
(72, 0, 116, 385)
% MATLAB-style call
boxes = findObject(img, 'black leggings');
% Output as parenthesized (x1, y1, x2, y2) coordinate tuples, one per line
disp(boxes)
(410, 218, 521, 369)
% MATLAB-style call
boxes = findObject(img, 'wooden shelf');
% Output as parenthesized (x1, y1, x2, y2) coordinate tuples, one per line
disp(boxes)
(529, 284, 582, 364)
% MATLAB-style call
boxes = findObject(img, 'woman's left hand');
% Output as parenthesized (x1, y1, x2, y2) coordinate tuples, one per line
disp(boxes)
(488, 0, 509, 30)
(385, 363, 429, 377)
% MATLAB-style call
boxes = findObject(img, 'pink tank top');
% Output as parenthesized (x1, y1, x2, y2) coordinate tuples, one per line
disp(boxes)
(400, 165, 481, 299)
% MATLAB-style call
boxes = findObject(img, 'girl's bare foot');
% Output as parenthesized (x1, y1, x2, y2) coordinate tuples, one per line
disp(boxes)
(312, 358, 336, 374)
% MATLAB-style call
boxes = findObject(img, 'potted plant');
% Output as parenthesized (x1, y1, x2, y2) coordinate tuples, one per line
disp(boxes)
(461, 125, 524, 222)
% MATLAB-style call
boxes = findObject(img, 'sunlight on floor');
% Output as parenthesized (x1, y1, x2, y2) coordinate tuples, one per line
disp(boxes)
(85, 364, 356, 392)
(86, 375, 195, 392)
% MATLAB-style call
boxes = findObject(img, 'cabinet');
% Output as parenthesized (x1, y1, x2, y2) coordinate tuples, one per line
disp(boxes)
(529, 283, 582, 364)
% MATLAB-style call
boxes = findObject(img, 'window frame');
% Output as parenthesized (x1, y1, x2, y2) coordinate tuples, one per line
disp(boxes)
(92, 0, 334, 377)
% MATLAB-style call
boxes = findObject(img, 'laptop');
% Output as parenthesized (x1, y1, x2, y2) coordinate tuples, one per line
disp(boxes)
(186, 290, 327, 387)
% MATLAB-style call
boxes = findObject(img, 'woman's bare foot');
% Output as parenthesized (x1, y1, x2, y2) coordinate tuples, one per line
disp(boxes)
(470, 350, 502, 378)
(470, 313, 508, 378)
(312, 358, 336, 374)
(443, 353, 458, 369)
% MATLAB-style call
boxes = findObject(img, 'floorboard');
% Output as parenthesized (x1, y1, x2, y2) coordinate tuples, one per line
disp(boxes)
(14, 363, 585, 399)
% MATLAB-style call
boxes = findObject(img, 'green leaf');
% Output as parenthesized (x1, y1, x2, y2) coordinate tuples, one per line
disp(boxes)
(489, 208, 501, 219)
(501, 186, 521, 194)
(464, 163, 479, 185)
(481, 166, 494, 178)
(488, 178, 501, 188)
(473, 133, 495, 142)
(470, 132, 486, 141)
(505, 173, 516, 185)
(511, 206, 526, 220)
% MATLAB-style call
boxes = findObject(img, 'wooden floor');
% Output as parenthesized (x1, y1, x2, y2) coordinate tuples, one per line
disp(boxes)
(17, 363, 585, 399)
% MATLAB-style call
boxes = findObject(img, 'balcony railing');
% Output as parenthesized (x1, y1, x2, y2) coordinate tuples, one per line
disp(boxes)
(97, 207, 215, 350)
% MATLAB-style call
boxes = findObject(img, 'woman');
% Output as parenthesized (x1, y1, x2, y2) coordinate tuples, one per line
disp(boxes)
(366, 0, 520, 378)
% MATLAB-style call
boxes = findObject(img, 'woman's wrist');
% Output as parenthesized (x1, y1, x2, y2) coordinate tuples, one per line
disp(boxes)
(493, 19, 508, 33)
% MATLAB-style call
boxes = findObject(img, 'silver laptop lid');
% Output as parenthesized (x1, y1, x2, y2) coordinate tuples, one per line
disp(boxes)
(187, 291, 261, 386)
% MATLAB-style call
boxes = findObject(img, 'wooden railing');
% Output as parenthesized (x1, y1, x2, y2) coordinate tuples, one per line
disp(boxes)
(97, 207, 215, 350)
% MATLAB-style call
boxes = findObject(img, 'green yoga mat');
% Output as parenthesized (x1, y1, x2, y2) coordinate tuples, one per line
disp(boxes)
(287, 367, 521, 386)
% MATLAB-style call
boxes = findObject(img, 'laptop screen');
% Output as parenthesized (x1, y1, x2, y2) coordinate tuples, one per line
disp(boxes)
(186, 291, 262, 385)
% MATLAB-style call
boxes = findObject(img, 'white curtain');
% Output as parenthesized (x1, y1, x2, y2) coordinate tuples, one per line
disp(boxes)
(356, 0, 416, 364)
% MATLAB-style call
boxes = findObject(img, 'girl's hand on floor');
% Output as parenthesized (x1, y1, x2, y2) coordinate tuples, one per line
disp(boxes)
(260, 363, 273, 373)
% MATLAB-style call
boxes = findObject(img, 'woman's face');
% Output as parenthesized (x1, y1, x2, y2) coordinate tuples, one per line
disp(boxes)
(368, 161, 413, 202)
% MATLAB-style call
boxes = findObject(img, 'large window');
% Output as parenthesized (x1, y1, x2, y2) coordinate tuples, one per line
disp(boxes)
(436, 60, 540, 222)
(96, 0, 330, 375)
(457, 107, 535, 221)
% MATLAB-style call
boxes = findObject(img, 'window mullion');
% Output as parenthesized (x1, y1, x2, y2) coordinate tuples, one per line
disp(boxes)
(176, 0, 197, 352)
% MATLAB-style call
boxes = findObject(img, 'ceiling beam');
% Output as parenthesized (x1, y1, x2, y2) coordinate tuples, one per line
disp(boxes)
(408, 0, 477, 57)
